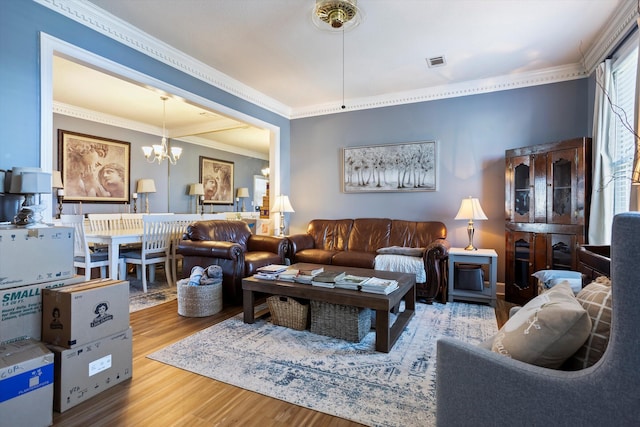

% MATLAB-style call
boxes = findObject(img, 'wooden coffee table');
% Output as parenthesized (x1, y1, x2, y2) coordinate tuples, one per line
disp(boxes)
(242, 263, 416, 352)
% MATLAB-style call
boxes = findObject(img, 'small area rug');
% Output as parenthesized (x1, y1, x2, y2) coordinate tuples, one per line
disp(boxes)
(148, 302, 498, 426)
(128, 278, 177, 313)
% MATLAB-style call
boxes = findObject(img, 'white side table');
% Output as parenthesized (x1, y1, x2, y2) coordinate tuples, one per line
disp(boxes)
(447, 247, 498, 307)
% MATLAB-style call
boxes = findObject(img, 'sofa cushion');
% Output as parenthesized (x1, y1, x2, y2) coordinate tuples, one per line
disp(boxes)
(563, 276, 612, 370)
(491, 281, 592, 368)
(348, 218, 391, 252)
(294, 248, 337, 265)
(331, 251, 376, 269)
(306, 219, 353, 251)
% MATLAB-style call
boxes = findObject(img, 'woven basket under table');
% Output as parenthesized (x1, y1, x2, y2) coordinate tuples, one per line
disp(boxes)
(267, 295, 310, 330)
(310, 300, 372, 342)
(177, 280, 223, 317)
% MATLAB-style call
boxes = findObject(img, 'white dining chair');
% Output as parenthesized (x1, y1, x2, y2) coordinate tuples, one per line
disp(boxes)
(121, 213, 144, 229)
(87, 213, 123, 232)
(122, 214, 175, 292)
(168, 214, 203, 285)
(61, 214, 123, 281)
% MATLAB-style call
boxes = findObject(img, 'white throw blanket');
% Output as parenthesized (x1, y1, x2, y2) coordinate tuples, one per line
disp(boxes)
(374, 254, 426, 283)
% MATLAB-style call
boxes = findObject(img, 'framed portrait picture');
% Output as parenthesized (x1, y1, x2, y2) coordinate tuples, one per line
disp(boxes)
(200, 156, 234, 205)
(342, 140, 437, 193)
(58, 130, 131, 203)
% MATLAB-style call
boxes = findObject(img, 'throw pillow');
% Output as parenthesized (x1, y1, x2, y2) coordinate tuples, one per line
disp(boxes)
(532, 269, 583, 294)
(376, 246, 425, 257)
(563, 276, 612, 370)
(491, 281, 592, 368)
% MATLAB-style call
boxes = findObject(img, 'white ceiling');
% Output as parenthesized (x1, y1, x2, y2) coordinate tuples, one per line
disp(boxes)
(52, 0, 628, 157)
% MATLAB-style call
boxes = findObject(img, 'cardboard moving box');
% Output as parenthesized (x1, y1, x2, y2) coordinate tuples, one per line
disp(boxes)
(42, 280, 129, 348)
(1, 275, 85, 344)
(48, 327, 133, 412)
(0, 226, 74, 289)
(0, 339, 54, 427)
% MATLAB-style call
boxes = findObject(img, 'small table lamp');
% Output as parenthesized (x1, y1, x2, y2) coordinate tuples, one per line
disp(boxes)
(52, 170, 64, 218)
(237, 187, 249, 212)
(136, 179, 156, 214)
(188, 183, 205, 214)
(10, 168, 51, 227)
(454, 196, 488, 251)
(271, 194, 294, 236)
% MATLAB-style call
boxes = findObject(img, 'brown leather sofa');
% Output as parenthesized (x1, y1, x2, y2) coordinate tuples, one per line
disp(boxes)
(176, 220, 287, 305)
(287, 218, 450, 303)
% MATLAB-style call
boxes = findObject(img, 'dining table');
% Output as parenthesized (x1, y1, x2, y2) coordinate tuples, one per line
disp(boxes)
(85, 228, 143, 280)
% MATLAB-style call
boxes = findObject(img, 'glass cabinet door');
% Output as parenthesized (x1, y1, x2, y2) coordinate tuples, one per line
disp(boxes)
(508, 155, 533, 223)
(506, 231, 539, 304)
(547, 148, 580, 225)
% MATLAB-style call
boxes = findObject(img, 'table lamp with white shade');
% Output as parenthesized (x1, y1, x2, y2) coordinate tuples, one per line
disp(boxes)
(271, 194, 294, 236)
(454, 196, 488, 251)
(188, 183, 205, 214)
(52, 170, 64, 218)
(10, 167, 51, 227)
(237, 187, 249, 212)
(136, 179, 156, 214)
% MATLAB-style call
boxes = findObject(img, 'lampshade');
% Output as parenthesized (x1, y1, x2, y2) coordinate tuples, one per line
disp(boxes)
(188, 183, 205, 196)
(19, 172, 51, 194)
(454, 197, 488, 221)
(136, 179, 156, 193)
(237, 187, 249, 198)
(52, 170, 63, 189)
(9, 167, 44, 194)
(271, 195, 295, 213)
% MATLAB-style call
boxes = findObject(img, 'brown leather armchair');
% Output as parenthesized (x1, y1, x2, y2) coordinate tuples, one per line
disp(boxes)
(177, 220, 287, 305)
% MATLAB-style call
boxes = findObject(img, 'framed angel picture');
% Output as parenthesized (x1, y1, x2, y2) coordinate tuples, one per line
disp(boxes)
(58, 130, 131, 202)
(199, 156, 234, 205)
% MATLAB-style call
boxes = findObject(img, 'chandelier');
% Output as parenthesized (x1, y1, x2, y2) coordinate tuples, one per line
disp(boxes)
(142, 96, 182, 165)
(312, 0, 363, 31)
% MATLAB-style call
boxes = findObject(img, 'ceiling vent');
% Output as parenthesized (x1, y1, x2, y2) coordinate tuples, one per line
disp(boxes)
(426, 56, 446, 68)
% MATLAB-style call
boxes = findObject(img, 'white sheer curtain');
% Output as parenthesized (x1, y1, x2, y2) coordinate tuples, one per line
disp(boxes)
(631, 18, 640, 211)
(588, 60, 615, 245)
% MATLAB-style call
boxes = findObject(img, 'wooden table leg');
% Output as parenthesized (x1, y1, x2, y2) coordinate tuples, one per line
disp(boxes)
(375, 309, 390, 353)
(243, 289, 255, 323)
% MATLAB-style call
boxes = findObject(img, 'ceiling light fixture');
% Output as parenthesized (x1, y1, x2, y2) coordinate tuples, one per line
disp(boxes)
(142, 96, 182, 165)
(312, 0, 363, 32)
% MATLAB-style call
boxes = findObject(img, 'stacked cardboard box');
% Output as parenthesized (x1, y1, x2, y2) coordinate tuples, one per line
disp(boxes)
(0, 339, 55, 427)
(41, 279, 132, 412)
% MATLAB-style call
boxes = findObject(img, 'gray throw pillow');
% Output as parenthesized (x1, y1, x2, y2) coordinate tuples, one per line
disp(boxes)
(376, 246, 424, 257)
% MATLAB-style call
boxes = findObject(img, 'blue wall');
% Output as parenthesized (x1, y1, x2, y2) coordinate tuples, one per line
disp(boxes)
(2, 1, 593, 281)
(0, 1, 289, 181)
(291, 80, 590, 279)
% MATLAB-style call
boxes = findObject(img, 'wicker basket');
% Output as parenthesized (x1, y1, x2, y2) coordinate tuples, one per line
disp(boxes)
(310, 301, 372, 342)
(177, 279, 223, 317)
(267, 295, 310, 330)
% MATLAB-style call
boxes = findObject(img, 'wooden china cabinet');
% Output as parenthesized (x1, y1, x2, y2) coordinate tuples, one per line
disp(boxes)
(504, 137, 592, 305)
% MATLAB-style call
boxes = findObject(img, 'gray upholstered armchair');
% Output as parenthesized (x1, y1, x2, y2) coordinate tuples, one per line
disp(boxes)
(436, 212, 640, 425)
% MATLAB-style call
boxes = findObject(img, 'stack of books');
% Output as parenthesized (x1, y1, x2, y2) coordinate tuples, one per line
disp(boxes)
(334, 275, 371, 290)
(360, 277, 399, 294)
(294, 266, 324, 284)
(311, 271, 346, 288)
(277, 269, 299, 282)
(254, 264, 288, 280)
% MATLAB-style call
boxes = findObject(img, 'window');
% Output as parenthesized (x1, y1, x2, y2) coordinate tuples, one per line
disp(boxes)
(610, 35, 638, 215)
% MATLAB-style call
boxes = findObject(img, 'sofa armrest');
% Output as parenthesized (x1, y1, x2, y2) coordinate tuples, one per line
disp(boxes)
(287, 234, 315, 258)
(247, 235, 288, 262)
(422, 238, 450, 302)
(177, 240, 243, 260)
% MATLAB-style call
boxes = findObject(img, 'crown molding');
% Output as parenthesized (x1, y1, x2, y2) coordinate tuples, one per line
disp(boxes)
(35, 0, 292, 118)
(582, 0, 638, 74)
(37, 0, 635, 121)
(291, 63, 588, 119)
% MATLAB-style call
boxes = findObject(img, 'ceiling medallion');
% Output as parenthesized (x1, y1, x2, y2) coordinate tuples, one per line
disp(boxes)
(313, 0, 363, 32)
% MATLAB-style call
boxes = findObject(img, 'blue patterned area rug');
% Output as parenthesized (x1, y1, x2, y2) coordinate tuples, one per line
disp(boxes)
(128, 278, 177, 313)
(148, 302, 498, 426)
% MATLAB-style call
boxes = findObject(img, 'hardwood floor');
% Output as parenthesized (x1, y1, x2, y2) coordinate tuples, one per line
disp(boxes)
(52, 297, 515, 426)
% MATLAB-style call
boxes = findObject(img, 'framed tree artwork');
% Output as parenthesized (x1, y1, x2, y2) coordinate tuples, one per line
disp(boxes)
(58, 130, 131, 202)
(342, 140, 437, 193)
(200, 156, 234, 205)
